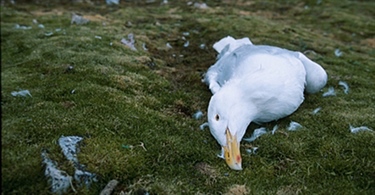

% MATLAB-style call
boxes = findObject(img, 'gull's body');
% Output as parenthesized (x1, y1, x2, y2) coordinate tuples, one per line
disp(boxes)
(204, 36, 327, 170)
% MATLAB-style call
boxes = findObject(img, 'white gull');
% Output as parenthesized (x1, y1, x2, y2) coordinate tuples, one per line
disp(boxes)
(203, 36, 327, 170)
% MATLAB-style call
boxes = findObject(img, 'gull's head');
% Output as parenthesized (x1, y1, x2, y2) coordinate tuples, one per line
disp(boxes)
(207, 86, 253, 170)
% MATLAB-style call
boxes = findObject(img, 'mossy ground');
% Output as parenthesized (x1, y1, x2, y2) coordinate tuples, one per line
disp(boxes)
(1, 0, 375, 194)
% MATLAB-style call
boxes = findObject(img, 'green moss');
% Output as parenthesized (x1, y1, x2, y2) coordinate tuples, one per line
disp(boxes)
(1, 1, 375, 194)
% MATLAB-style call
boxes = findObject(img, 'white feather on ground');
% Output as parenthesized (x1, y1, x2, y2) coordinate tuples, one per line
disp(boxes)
(199, 122, 209, 130)
(243, 127, 267, 142)
(271, 124, 279, 135)
(245, 147, 259, 154)
(322, 86, 336, 97)
(338, 81, 349, 94)
(11, 89, 32, 97)
(334, 48, 343, 57)
(312, 107, 322, 115)
(288, 121, 303, 131)
(350, 125, 373, 133)
(121, 33, 137, 51)
(193, 110, 204, 120)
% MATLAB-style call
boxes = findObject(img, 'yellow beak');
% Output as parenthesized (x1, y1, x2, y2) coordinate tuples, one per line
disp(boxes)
(223, 128, 242, 170)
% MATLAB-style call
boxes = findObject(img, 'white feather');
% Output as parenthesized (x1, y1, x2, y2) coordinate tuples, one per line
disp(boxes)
(350, 125, 373, 133)
(199, 122, 209, 130)
(334, 48, 343, 57)
(312, 107, 322, 115)
(271, 124, 279, 135)
(288, 121, 303, 131)
(11, 89, 32, 97)
(338, 81, 349, 94)
(243, 127, 267, 142)
(322, 86, 336, 97)
(193, 110, 204, 120)
(245, 147, 259, 154)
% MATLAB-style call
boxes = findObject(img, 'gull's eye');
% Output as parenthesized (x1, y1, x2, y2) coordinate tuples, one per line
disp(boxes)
(215, 114, 220, 121)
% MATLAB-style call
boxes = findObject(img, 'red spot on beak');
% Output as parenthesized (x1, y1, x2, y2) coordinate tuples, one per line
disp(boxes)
(236, 155, 241, 163)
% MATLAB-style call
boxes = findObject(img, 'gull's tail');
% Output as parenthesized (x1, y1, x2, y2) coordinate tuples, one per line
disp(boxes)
(297, 52, 328, 94)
